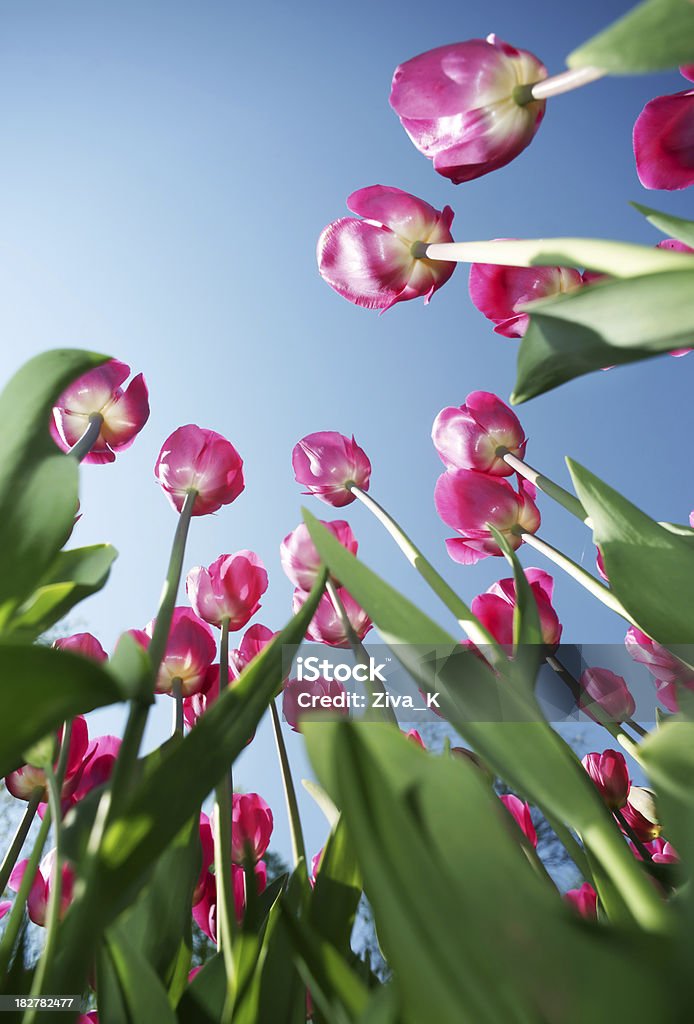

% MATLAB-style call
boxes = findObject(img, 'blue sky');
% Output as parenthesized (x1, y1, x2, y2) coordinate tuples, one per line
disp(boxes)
(0, 0, 690, 863)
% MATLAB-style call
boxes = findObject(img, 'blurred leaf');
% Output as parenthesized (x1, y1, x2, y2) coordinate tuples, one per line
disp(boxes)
(568, 459, 694, 645)
(176, 953, 226, 1024)
(302, 779, 340, 828)
(512, 270, 694, 403)
(97, 931, 178, 1024)
(632, 203, 694, 248)
(8, 544, 117, 639)
(308, 816, 362, 954)
(358, 986, 401, 1024)
(568, 0, 694, 72)
(0, 644, 122, 777)
(108, 632, 155, 704)
(0, 349, 107, 626)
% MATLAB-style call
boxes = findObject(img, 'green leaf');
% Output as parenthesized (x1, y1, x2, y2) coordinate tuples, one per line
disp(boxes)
(487, 525, 543, 652)
(176, 953, 226, 1024)
(8, 544, 117, 639)
(0, 643, 122, 777)
(568, 0, 694, 73)
(0, 349, 107, 626)
(512, 270, 694, 403)
(97, 930, 178, 1024)
(308, 817, 362, 954)
(567, 459, 694, 645)
(632, 203, 694, 248)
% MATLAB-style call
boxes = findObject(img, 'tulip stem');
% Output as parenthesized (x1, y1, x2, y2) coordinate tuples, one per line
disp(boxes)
(25, 767, 63, 1018)
(0, 791, 41, 898)
(626, 718, 648, 739)
(269, 699, 307, 872)
(499, 450, 588, 523)
(519, 532, 631, 621)
(0, 806, 52, 978)
(545, 653, 622, 742)
(517, 66, 605, 103)
(348, 485, 501, 657)
(171, 679, 184, 736)
(68, 413, 103, 463)
(214, 616, 237, 1016)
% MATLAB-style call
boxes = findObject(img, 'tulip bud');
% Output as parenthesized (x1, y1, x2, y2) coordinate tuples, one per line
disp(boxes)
(292, 431, 371, 507)
(293, 586, 371, 647)
(317, 186, 455, 310)
(432, 392, 526, 475)
(405, 729, 426, 749)
(579, 668, 636, 724)
(230, 792, 273, 865)
(500, 793, 537, 848)
(282, 676, 349, 732)
(564, 883, 598, 919)
(472, 568, 562, 649)
(155, 425, 244, 516)
(620, 786, 661, 843)
(311, 847, 324, 885)
(633, 69, 694, 190)
(469, 258, 583, 338)
(434, 470, 540, 565)
(186, 551, 268, 630)
(281, 520, 358, 591)
(581, 750, 630, 811)
(132, 607, 216, 696)
(390, 35, 547, 184)
(51, 359, 150, 464)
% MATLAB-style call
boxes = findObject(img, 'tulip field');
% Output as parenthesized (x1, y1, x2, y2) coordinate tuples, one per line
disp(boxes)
(1, 0, 694, 1021)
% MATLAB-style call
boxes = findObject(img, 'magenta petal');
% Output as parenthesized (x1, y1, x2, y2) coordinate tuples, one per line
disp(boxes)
(347, 185, 449, 242)
(444, 538, 487, 564)
(634, 89, 694, 191)
(317, 217, 413, 310)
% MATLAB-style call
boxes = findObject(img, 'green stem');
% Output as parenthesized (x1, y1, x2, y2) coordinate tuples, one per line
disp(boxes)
(626, 718, 648, 739)
(545, 653, 622, 742)
(500, 450, 588, 523)
(0, 808, 52, 977)
(68, 413, 103, 463)
(269, 700, 306, 870)
(348, 485, 501, 658)
(214, 618, 236, 1022)
(520, 532, 631, 621)
(171, 678, 184, 736)
(517, 66, 605, 103)
(0, 791, 41, 897)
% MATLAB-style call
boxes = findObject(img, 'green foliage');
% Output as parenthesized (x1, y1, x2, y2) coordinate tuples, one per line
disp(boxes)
(568, 0, 694, 73)
(632, 203, 694, 248)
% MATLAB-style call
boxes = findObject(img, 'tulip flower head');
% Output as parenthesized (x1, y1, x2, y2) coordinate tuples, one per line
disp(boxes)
(186, 551, 268, 630)
(564, 884, 598, 920)
(293, 586, 372, 647)
(390, 36, 547, 184)
(292, 431, 371, 507)
(282, 676, 349, 732)
(633, 68, 694, 190)
(5, 716, 90, 804)
(625, 626, 694, 712)
(230, 623, 276, 676)
(133, 607, 216, 696)
(281, 520, 358, 591)
(472, 568, 561, 649)
(469, 258, 583, 338)
(318, 185, 456, 311)
(579, 668, 636, 724)
(231, 792, 274, 865)
(51, 359, 150, 464)
(581, 750, 630, 811)
(53, 632, 108, 662)
(0, 902, 10, 921)
(434, 470, 540, 564)
(648, 839, 678, 865)
(500, 793, 537, 848)
(193, 861, 267, 942)
(155, 425, 244, 516)
(9, 849, 75, 926)
(620, 786, 661, 843)
(432, 392, 527, 475)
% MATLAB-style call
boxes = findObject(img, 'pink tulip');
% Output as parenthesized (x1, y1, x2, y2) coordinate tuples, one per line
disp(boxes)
(231, 793, 273, 865)
(0, 901, 11, 920)
(9, 849, 75, 926)
(595, 548, 609, 582)
(690, 510, 694, 528)
(581, 750, 630, 811)
(194, 812, 215, 904)
(579, 668, 636, 724)
(648, 838, 678, 865)
(182, 663, 221, 729)
(432, 392, 526, 475)
(70, 735, 121, 804)
(633, 68, 694, 190)
(311, 847, 324, 884)
(155, 425, 244, 516)
(317, 186, 455, 310)
(620, 786, 661, 843)
(281, 520, 358, 591)
(186, 551, 268, 630)
(230, 623, 276, 676)
(625, 626, 694, 712)
(78, 1015, 99, 1024)
(434, 470, 540, 565)
(132, 607, 216, 696)
(282, 676, 349, 732)
(50, 359, 149, 464)
(390, 35, 547, 184)
(656, 239, 694, 355)
(500, 793, 537, 848)
(293, 587, 371, 646)
(406, 729, 426, 749)
(5, 716, 89, 803)
(471, 568, 561, 649)
(469, 258, 583, 338)
(564, 883, 598, 919)
(193, 861, 267, 942)
(292, 431, 371, 507)
(53, 632, 108, 662)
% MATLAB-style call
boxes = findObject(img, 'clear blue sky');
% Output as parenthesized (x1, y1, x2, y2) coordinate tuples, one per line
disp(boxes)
(0, 0, 689, 863)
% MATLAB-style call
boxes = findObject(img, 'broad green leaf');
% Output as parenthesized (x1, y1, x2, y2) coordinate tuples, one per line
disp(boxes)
(358, 986, 401, 1024)
(303, 514, 670, 931)
(176, 953, 226, 1024)
(97, 931, 178, 1024)
(8, 544, 117, 639)
(0, 644, 122, 777)
(512, 270, 694, 403)
(632, 203, 694, 248)
(308, 816, 362, 954)
(567, 460, 694, 645)
(568, 0, 694, 73)
(0, 349, 107, 625)
(488, 525, 543, 652)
